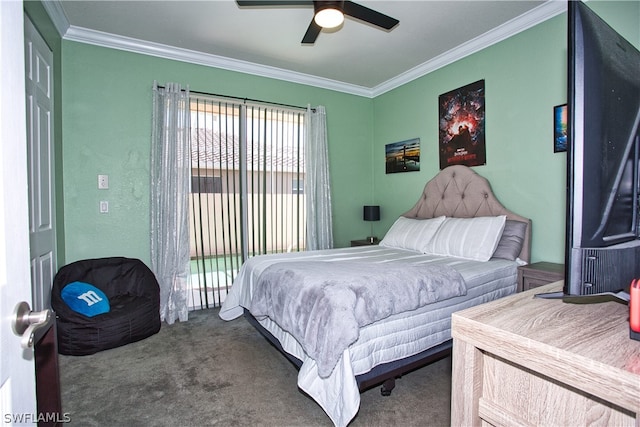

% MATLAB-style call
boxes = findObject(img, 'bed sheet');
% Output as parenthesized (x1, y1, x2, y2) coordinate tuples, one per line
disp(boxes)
(219, 246, 522, 426)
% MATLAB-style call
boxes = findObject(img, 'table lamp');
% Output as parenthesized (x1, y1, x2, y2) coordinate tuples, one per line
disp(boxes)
(363, 205, 380, 243)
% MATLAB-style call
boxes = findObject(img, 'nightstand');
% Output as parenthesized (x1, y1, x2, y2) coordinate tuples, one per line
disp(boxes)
(350, 238, 379, 247)
(516, 261, 564, 292)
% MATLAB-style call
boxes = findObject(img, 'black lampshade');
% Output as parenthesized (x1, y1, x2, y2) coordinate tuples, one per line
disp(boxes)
(363, 205, 380, 221)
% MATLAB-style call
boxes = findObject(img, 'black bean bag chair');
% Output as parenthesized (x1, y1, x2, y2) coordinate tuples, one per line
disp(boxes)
(51, 257, 161, 355)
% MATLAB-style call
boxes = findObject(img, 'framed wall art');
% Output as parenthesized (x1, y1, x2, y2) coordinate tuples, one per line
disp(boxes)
(385, 138, 420, 174)
(554, 103, 568, 153)
(438, 79, 486, 169)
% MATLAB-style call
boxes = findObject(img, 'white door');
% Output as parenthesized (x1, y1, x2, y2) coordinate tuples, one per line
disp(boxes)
(0, 0, 39, 423)
(25, 15, 56, 313)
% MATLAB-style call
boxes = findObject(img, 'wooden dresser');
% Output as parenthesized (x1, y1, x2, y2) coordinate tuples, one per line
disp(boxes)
(451, 281, 640, 426)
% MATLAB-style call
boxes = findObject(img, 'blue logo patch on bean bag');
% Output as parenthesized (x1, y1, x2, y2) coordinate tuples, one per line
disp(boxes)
(61, 281, 110, 317)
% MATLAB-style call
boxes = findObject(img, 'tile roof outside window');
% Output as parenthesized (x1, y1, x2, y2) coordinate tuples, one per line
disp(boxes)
(190, 129, 305, 172)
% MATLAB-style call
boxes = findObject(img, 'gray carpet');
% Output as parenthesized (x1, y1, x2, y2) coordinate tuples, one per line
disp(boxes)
(59, 308, 452, 426)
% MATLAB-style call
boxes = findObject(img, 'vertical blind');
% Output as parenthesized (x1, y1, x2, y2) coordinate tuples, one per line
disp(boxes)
(188, 95, 306, 309)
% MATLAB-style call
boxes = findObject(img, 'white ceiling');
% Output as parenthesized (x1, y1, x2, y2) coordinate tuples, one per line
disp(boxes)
(48, 0, 566, 96)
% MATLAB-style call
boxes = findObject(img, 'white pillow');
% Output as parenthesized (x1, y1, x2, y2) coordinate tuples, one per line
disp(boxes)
(423, 215, 507, 261)
(379, 216, 446, 252)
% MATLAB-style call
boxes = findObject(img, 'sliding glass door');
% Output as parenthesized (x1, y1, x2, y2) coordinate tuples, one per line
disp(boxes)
(188, 96, 306, 309)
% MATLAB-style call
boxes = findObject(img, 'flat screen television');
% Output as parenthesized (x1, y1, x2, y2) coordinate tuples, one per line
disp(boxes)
(563, 1, 640, 302)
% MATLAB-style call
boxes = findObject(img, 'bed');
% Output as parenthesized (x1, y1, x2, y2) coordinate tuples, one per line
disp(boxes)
(219, 165, 531, 426)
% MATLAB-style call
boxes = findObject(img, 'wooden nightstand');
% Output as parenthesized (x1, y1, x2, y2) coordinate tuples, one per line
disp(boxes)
(350, 238, 379, 247)
(516, 261, 564, 292)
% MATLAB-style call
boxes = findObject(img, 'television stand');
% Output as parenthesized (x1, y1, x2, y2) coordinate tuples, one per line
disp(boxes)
(562, 291, 629, 304)
(534, 290, 629, 304)
(532, 290, 564, 299)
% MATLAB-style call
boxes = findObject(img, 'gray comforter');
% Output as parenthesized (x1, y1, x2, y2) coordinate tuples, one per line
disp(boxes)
(249, 260, 466, 378)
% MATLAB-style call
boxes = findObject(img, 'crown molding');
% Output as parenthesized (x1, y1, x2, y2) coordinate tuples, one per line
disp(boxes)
(40, 0, 70, 37)
(45, 0, 565, 99)
(63, 26, 373, 97)
(371, 0, 567, 97)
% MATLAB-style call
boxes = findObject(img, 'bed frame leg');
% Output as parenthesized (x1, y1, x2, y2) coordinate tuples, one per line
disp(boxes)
(380, 378, 396, 396)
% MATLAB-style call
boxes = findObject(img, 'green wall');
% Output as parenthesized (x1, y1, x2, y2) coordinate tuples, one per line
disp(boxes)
(54, 0, 639, 266)
(372, 0, 639, 264)
(61, 43, 373, 264)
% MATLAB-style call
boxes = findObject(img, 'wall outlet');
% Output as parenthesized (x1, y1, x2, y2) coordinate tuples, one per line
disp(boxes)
(99, 201, 109, 213)
(98, 174, 109, 189)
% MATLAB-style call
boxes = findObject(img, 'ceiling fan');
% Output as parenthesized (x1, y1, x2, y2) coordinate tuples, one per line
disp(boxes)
(235, 1, 400, 44)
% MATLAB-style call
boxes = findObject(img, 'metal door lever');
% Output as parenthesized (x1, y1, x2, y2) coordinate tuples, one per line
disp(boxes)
(12, 301, 51, 349)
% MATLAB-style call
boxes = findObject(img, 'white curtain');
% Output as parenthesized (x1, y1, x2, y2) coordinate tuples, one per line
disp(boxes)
(305, 105, 333, 250)
(150, 82, 191, 324)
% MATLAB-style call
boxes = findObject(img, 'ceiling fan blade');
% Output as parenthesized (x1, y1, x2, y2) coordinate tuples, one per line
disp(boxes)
(342, 1, 399, 30)
(301, 19, 322, 44)
(236, 0, 312, 6)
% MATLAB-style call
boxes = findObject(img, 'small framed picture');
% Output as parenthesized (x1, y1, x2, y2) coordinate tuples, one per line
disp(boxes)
(385, 138, 420, 174)
(554, 104, 567, 153)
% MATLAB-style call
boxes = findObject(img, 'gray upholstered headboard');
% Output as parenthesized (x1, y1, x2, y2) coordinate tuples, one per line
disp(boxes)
(402, 165, 532, 263)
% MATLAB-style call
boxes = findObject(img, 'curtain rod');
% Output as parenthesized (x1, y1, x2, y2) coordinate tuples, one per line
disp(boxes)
(156, 85, 311, 112)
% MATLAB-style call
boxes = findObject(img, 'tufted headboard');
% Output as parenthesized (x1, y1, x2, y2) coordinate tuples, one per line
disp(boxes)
(402, 165, 532, 263)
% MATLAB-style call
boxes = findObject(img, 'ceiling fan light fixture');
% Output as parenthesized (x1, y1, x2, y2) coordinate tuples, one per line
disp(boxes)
(314, 7, 344, 29)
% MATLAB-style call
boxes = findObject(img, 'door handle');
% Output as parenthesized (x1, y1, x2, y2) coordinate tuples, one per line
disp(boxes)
(12, 301, 51, 349)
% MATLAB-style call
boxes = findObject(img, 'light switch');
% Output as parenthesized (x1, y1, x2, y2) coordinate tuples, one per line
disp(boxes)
(99, 201, 109, 213)
(98, 174, 109, 189)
